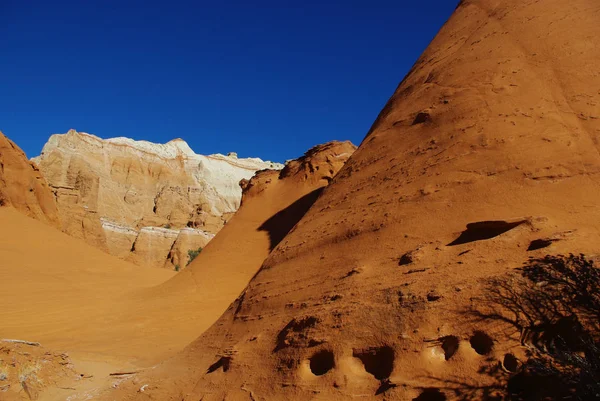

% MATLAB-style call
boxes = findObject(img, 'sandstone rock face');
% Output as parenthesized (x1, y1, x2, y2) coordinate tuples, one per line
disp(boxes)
(0, 131, 60, 227)
(33, 130, 282, 268)
(107, 0, 600, 399)
(155, 139, 357, 335)
(165, 228, 214, 270)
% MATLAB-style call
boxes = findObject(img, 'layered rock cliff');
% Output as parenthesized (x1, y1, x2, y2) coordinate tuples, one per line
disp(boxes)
(0, 131, 60, 227)
(33, 130, 282, 269)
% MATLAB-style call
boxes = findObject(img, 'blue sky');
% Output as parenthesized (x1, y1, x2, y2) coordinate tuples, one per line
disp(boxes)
(1, 0, 457, 162)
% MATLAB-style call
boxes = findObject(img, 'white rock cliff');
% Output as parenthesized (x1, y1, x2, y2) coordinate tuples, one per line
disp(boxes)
(33, 129, 283, 269)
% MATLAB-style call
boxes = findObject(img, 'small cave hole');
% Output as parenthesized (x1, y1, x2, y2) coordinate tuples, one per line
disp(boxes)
(412, 112, 431, 125)
(470, 331, 494, 355)
(398, 251, 415, 266)
(427, 292, 442, 302)
(447, 220, 526, 246)
(440, 336, 459, 361)
(413, 388, 447, 401)
(527, 239, 555, 251)
(503, 353, 519, 373)
(309, 350, 335, 376)
(353, 346, 395, 380)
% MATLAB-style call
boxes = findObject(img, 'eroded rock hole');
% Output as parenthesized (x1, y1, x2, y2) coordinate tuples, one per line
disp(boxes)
(427, 291, 442, 302)
(503, 353, 519, 373)
(413, 388, 447, 401)
(470, 331, 494, 355)
(527, 239, 555, 251)
(440, 336, 459, 360)
(206, 356, 231, 373)
(412, 112, 431, 125)
(309, 350, 334, 376)
(353, 346, 395, 380)
(447, 220, 527, 246)
(398, 251, 414, 266)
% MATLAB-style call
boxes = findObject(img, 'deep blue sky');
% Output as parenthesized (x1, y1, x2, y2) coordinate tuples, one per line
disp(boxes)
(1, 0, 457, 162)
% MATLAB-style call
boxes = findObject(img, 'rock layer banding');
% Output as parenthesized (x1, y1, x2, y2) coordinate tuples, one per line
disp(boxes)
(33, 130, 283, 269)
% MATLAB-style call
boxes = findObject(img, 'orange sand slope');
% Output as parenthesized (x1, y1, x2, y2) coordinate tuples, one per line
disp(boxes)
(0, 207, 173, 360)
(105, 0, 600, 400)
(0, 141, 355, 372)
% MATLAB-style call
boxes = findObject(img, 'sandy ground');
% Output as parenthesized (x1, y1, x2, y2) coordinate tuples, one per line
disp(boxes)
(0, 207, 175, 399)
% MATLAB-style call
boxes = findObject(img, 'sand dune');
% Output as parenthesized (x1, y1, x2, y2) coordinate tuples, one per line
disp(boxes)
(0, 207, 173, 358)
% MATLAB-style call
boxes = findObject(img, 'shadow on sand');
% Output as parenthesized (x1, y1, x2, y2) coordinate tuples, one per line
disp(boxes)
(258, 188, 323, 251)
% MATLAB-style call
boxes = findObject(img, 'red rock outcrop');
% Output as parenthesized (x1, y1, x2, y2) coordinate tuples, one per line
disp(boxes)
(0, 131, 60, 226)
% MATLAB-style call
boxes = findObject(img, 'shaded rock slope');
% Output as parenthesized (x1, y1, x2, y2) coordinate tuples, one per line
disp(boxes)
(33, 130, 283, 269)
(106, 0, 600, 400)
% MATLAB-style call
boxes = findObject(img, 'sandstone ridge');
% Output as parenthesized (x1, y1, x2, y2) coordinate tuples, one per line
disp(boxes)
(105, 0, 600, 399)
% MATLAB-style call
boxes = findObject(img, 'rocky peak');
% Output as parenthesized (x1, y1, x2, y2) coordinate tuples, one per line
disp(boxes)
(278, 140, 357, 183)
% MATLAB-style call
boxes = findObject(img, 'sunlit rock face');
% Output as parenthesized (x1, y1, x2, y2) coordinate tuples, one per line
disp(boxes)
(33, 129, 282, 268)
(0, 131, 60, 227)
